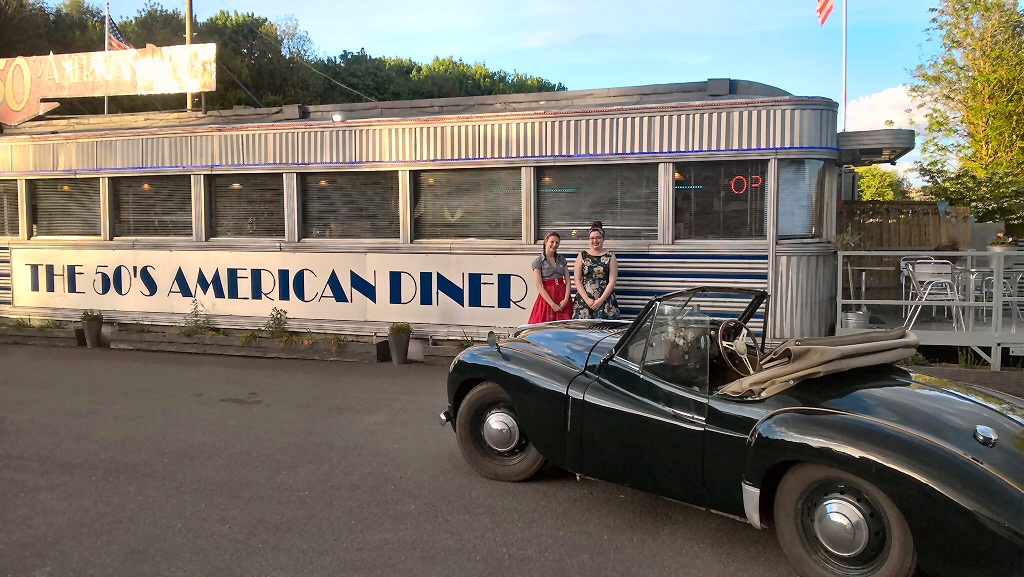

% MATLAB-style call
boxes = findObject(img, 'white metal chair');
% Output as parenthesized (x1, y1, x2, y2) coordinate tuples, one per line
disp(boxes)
(904, 260, 965, 331)
(899, 255, 935, 315)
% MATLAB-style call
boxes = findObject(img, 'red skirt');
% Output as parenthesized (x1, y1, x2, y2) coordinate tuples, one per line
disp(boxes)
(528, 278, 571, 324)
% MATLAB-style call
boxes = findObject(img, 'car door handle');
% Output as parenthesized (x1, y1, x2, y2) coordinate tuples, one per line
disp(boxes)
(665, 406, 703, 422)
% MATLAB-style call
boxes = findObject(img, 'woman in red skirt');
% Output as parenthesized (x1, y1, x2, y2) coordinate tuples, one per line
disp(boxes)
(528, 231, 572, 324)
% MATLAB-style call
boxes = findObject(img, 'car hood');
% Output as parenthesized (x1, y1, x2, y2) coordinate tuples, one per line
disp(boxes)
(774, 366, 1024, 486)
(513, 320, 629, 370)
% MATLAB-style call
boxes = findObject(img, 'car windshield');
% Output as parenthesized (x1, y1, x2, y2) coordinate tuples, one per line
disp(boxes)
(613, 288, 767, 393)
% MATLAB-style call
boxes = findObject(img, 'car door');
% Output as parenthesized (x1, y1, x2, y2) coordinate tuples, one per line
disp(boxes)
(575, 301, 709, 505)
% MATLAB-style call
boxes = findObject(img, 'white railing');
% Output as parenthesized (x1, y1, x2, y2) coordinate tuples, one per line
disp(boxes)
(836, 250, 1023, 370)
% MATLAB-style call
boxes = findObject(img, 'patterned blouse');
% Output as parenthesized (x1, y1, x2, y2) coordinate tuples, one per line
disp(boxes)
(572, 251, 620, 320)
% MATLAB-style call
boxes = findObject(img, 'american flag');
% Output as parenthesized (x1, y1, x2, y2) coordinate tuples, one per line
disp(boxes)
(108, 19, 133, 50)
(817, 0, 834, 26)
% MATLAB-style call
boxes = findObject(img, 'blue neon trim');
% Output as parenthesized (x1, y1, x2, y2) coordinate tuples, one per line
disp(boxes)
(617, 253, 769, 261)
(618, 272, 767, 280)
(10, 145, 840, 175)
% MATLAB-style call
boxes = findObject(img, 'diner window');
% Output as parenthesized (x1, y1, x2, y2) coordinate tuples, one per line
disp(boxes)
(673, 160, 768, 240)
(30, 178, 101, 237)
(537, 164, 658, 241)
(112, 175, 192, 237)
(301, 171, 400, 239)
(1, 180, 17, 238)
(210, 174, 285, 238)
(778, 159, 826, 239)
(413, 168, 521, 240)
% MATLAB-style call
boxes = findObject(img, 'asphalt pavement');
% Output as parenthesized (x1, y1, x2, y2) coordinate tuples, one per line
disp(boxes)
(0, 344, 793, 577)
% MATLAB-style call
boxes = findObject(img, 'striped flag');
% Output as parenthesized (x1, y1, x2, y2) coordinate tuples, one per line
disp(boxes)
(817, 0, 834, 26)
(108, 19, 133, 50)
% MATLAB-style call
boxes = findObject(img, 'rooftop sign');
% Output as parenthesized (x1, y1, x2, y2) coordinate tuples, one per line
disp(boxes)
(0, 43, 216, 127)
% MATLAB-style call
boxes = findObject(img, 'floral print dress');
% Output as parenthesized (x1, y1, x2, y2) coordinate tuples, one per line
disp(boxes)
(572, 251, 620, 320)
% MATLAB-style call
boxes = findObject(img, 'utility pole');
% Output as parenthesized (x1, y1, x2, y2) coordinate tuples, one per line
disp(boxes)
(186, 0, 193, 112)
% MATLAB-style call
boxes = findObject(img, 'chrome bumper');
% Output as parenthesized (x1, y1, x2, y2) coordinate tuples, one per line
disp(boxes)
(742, 482, 762, 529)
(439, 410, 453, 427)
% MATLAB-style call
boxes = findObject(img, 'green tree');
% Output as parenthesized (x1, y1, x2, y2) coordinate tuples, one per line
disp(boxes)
(51, 0, 104, 53)
(855, 165, 912, 201)
(909, 0, 1024, 227)
(0, 0, 53, 57)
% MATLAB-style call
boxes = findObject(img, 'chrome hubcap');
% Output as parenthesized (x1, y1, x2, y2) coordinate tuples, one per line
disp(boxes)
(812, 497, 869, 557)
(482, 409, 520, 452)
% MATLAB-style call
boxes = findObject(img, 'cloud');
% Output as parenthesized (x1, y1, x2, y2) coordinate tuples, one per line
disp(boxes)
(846, 86, 931, 183)
(846, 85, 926, 131)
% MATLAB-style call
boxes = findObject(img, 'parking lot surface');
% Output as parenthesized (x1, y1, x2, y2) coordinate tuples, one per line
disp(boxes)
(0, 344, 793, 577)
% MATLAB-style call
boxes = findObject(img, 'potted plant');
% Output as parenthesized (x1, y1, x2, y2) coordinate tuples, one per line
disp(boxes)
(388, 321, 412, 365)
(987, 231, 1021, 266)
(80, 309, 104, 348)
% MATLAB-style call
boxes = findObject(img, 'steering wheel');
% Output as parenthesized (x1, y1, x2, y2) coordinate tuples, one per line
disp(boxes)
(717, 320, 762, 376)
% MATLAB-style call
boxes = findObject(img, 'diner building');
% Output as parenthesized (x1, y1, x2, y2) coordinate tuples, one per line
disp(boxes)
(0, 78, 914, 342)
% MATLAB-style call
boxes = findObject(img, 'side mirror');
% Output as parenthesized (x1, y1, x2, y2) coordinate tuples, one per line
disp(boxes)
(487, 330, 498, 348)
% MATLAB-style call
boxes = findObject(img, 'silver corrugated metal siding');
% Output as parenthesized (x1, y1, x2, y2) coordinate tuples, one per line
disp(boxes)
(2, 99, 837, 175)
(0, 246, 11, 307)
(772, 249, 836, 338)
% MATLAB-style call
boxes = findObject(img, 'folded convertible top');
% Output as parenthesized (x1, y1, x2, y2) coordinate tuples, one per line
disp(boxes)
(719, 328, 920, 398)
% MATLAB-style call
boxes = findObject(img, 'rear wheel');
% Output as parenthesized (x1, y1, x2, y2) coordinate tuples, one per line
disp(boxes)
(774, 463, 916, 577)
(455, 381, 545, 482)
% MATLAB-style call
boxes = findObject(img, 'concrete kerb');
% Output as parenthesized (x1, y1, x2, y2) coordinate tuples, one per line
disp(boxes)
(0, 323, 462, 366)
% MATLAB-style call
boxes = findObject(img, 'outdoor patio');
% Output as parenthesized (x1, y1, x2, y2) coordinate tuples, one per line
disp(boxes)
(836, 249, 1024, 370)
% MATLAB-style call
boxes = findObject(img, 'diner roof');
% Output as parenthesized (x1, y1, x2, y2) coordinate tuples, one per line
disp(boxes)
(837, 129, 916, 166)
(1, 78, 796, 136)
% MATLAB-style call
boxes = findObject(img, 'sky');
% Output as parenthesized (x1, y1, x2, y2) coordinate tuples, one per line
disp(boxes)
(100, 0, 940, 172)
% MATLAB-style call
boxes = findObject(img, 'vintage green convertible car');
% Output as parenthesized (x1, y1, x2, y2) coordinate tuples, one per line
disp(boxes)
(440, 287, 1023, 577)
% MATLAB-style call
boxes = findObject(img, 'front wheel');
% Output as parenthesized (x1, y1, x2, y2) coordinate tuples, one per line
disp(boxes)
(455, 381, 545, 482)
(774, 463, 916, 577)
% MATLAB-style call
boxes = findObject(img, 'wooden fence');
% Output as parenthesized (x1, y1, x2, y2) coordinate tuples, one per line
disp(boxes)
(837, 201, 972, 249)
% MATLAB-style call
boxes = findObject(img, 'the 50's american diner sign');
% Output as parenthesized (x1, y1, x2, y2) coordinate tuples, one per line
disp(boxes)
(0, 43, 216, 126)
(10, 249, 534, 327)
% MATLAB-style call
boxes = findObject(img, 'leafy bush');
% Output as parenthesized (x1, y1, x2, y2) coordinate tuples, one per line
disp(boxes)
(262, 307, 293, 341)
(388, 321, 412, 336)
(79, 309, 103, 322)
(38, 319, 66, 330)
(180, 299, 216, 336)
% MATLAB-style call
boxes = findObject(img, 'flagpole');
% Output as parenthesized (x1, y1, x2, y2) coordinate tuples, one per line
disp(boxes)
(842, 0, 847, 132)
(186, 0, 193, 112)
(104, 2, 110, 114)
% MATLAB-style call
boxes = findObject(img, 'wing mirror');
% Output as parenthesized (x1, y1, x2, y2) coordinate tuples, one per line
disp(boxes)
(487, 330, 499, 349)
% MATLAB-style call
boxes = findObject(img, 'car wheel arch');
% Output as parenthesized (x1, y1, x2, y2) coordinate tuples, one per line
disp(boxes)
(743, 410, 935, 531)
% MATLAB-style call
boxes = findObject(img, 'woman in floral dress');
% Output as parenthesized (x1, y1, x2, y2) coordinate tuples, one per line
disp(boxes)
(572, 221, 620, 320)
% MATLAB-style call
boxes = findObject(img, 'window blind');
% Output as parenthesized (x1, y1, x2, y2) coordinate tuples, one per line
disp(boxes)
(112, 175, 192, 237)
(537, 164, 658, 241)
(0, 180, 17, 238)
(31, 178, 101, 236)
(778, 159, 825, 239)
(210, 174, 285, 238)
(301, 171, 400, 239)
(413, 168, 521, 240)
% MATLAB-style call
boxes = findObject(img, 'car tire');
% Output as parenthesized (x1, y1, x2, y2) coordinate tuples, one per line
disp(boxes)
(774, 463, 916, 577)
(455, 381, 545, 482)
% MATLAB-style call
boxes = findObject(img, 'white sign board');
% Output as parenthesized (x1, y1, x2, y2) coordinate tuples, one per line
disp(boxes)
(10, 249, 536, 327)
